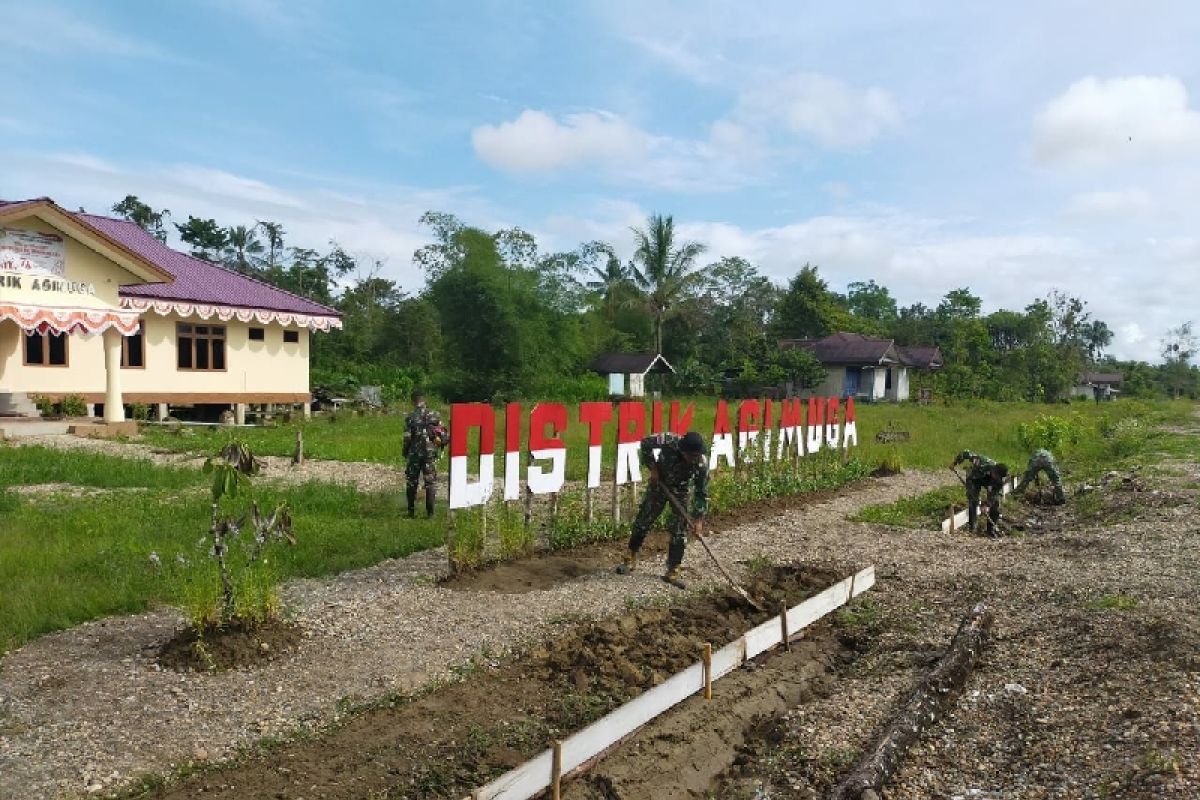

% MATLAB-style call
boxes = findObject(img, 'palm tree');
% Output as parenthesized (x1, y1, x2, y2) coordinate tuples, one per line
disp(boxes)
(224, 225, 265, 275)
(629, 213, 706, 354)
(586, 245, 633, 322)
(256, 221, 286, 269)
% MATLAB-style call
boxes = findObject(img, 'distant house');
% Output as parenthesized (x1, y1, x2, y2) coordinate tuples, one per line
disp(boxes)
(1071, 371, 1124, 400)
(587, 352, 675, 398)
(779, 332, 943, 402)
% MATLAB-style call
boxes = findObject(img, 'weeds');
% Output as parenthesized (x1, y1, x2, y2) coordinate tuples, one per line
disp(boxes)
(1084, 593, 1139, 611)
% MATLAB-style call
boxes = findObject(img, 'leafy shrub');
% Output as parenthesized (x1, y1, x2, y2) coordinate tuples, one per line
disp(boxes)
(59, 394, 88, 417)
(130, 403, 151, 421)
(1017, 414, 1083, 453)
(31, 395, 55, 417)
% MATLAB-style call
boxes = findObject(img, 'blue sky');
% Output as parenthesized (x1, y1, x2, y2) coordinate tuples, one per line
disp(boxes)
(2, 1, 1199, 361)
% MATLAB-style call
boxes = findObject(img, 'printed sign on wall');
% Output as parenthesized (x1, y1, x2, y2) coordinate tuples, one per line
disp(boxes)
(0, 228, 66, 277)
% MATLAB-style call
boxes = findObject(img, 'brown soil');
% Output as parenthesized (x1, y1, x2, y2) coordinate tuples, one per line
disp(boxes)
(156, 619, 302, 672)
(442, 483, 857, 593)
(139, 564, 852, 800)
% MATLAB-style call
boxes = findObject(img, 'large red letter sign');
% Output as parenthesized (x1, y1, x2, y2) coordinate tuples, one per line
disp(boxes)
(709, 399, 735, 471)
(527, 403, 568, 495)
(503, 402, 522, 501)
(579, 402, 613, 489)
(449, 403, 496, 509)
(616, 401, 647, 485)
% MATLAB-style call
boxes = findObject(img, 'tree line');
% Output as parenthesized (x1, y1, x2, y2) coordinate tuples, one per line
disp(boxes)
(109, 195, 1200, 403)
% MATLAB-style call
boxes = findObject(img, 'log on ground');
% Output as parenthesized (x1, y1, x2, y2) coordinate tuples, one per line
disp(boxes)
(830, 601, 994, 800)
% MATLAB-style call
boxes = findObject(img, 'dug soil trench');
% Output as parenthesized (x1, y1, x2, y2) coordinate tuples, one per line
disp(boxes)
(140, 564, 856, 800)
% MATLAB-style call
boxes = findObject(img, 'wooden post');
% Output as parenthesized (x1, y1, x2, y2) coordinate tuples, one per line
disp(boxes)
(551, 739, 563, 799)
(702, 642, 713, 700)
(446, 509, 457, 576)
(611, 463, 620, 525)
(585, 486, 594, 523)
(550, 492, 560, 529)
(481, 501, 488, 554)
(292, 428, 304, 465)
(948, 505, 956, 533)
(780, 607, 790, 651)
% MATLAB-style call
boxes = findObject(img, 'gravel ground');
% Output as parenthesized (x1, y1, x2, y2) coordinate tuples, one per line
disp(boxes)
(0, 468, 945, 799)
(8, 434, 405, 493)
(720, 447, 1200, 797)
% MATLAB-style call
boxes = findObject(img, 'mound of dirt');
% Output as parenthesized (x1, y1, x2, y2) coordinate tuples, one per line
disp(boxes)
(157, 619, 302, 672)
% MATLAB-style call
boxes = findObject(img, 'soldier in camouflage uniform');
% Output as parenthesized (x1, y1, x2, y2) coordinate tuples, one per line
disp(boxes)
(1015, 448, 1066, 504)
(403, 390, 446, 518)
(951, 450, 1009, 536)
(615, 431, 709, 588)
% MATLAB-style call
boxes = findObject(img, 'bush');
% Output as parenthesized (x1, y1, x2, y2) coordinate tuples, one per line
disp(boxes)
(1017, 414, 1083, 453)
(60, 394, 88, 417)
(31, 394, 55, 417)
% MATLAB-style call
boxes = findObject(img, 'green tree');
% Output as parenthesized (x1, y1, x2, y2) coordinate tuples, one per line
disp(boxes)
(223, 225, 265, 275)
(846, 279, 898, 326)
(175, 216, 229, 262)
(771, 264, 851, 340)
(1160, 321, 1198, 398)
(257, 221, 286, 269)
(111, 195, 170, 242)
(629, 213, 706, 355)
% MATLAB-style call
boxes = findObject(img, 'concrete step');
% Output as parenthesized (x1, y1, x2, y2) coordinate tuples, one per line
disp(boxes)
(0, 392, 39, 416)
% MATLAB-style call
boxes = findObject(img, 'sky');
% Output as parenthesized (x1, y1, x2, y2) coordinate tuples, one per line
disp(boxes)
(1, 0, 1198, 362)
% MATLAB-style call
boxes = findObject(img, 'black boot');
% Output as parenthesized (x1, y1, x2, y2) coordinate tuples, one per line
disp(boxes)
(406, 486, 417, 518)
(425, 486, 436, 518)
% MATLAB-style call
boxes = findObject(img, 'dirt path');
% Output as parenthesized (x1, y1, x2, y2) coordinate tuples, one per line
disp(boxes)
(8, 433, 404, 493)
(0, 470, 946, 799)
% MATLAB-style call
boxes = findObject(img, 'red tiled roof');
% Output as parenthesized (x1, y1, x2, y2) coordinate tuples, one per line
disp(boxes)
(3, 198, 338, 318)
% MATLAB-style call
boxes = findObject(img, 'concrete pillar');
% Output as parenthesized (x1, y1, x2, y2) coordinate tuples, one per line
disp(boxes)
(302, 400, 311, 419)
(102, 329, 125, 423)
(86, 403, 96, 418)
(157, 403, 169, 421)
(235, 403, 247, 426)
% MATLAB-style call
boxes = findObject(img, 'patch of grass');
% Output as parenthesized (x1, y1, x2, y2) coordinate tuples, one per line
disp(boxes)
(1084, 593, 1139, 611)
(833, 596, 885, 633)
(853, 485, 963, 528)
(0, 450, 444, 654)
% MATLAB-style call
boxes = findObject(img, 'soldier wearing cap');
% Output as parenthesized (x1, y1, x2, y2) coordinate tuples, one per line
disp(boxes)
(402, 389, 446, 518)
(615, 430, 709, 587)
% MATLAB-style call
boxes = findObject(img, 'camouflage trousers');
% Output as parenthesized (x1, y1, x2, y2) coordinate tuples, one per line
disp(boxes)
(405, 455, 437, 493)
(405, 455, 437, 516)
(627, 483, 690, 569)
(1016, 454, 1065, 501)
(965, 478, 1002, 534)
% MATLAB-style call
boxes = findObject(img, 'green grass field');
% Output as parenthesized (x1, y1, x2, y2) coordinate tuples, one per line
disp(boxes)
(4, 397, 1195, 654)
(0, 446, 443, 654)
(137, 396, 1196, 479)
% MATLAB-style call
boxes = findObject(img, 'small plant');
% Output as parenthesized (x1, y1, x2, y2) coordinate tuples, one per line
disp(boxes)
(1084, 593, 1138, 611)
(877, 447, 903, 475)
(195, 440, 296, 626)
(1017, 414, 1083, 454)
(59, 394, 88, 417)
(31, 394, 55, 417)
(130, 403, 150, 421)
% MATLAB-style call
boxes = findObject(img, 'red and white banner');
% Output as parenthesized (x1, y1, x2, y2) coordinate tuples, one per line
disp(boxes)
(448, 397, 857, 510)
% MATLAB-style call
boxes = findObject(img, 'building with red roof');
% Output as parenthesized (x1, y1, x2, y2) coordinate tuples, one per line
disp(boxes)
(0, 198, 341, 423)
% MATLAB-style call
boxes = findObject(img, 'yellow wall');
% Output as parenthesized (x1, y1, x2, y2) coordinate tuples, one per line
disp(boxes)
(0, 216, 314, 403)
(0, 217, 127, 310)
(0, 316, 310, 401)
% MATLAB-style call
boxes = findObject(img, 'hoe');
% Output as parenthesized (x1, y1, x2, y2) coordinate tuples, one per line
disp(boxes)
(658, 483, 766, 612)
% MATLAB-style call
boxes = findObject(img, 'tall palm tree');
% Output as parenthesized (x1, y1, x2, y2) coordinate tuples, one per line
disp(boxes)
(629, 213, 706, 354)
(586, 245, 633, 322)
(224, 225, 265, 275)
(256, 221, 286, 269)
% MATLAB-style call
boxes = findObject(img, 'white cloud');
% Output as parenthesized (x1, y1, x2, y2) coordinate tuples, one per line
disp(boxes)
(471, 110, 655, 174)
(168, 167, 307, 209)
(1120, 323, 1147, 346)
(1064, 188, 1152, 219)
(1032, 76, 1200, 168)
(737, 73, 901, 148)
